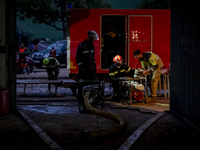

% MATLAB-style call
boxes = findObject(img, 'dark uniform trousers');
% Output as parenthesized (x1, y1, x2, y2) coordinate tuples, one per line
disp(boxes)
(76, 39, 96, 100)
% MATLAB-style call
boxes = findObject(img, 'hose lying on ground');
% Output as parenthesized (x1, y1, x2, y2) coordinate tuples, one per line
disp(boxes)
(83, 91, 127, 139)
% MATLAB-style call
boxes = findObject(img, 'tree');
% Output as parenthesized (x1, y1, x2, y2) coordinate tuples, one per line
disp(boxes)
(136, 0, 171, 9)
(18, 0, 111, 39)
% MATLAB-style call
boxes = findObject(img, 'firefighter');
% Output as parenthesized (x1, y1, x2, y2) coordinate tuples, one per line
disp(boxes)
(76, 31, 99, 102)
(43, 57, 60, 93)
(109, 55, 134, 102)
(43, 57, 60, 80)
(133, 49, 163, 103)
(75, 30, 98, 80)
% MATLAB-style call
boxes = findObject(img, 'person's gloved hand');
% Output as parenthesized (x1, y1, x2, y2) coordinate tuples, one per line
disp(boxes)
(143, 70, 149, 76)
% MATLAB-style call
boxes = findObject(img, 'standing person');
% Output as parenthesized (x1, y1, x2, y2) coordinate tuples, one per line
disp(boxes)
(75, 30, 98, 80)
(19, 43, 27, 53)
(18, 43, 27, 62)
(109, 55, 134, 102)
(50, 46, 56, 58)
(75, 30, 99, 102)
(133, 49, 163, 103)
(18, 43, 28, 73)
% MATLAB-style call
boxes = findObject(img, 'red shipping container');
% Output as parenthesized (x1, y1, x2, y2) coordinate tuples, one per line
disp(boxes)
(69, 9, 171, 78)
(0, 91, 9, 115)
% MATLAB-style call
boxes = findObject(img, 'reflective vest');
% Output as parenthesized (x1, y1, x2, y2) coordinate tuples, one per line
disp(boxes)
(141, 52, 163, 70)
(19, 47, 26, 52)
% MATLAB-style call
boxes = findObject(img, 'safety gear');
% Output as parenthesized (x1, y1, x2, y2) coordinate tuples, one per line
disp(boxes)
(87, 31, 99, 40)
(44, 57, 60, 80)
(76, 39, 96, 80)
(145, 96, 157, 103)
(113, 55, 123, 66)
(141, 52, 163, 70)
(109, 62, 134, 102)
(43, 58, 49, 65)
(140, 51, 163, 97)
(109, 63, 132, 80)
(19, 47, 26, 52)
(44, 57, 60, 68)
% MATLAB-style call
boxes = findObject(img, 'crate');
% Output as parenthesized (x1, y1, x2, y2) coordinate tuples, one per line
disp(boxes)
(0, 91, 9, 115)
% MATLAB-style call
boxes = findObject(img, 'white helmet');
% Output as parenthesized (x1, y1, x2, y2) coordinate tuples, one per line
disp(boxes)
(87, 31, 99, 40)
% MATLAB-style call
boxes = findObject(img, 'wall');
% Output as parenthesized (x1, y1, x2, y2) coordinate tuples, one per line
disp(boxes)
(0, 0, 16, 111)
(0, 0, 6, 88)
(171, 1, 200, 130)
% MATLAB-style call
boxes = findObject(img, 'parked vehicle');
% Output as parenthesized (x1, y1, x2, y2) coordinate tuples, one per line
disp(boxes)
(16, 54, 34, 74)
(31, 40, 67, 68)
(28, 39, 52, 57)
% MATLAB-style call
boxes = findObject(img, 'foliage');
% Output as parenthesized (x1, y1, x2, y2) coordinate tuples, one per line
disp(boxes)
(17, 0, 111, 39)
(136, 0, 171, 9)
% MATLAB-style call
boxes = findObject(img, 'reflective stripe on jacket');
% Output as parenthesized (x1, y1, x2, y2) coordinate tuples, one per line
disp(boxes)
(45, 57, 60, 68)
(141, 52, 163, 70)
(75, 39, 96, 68)
(109, 63, 132, 79)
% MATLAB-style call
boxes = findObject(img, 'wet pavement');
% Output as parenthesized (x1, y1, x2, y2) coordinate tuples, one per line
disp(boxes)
(5, 68, 197, 149)
(16, 67, 69, 79)
(17, 102, 80, 114)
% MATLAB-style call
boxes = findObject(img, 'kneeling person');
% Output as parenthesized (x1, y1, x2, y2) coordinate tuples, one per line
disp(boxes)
(109, 55, 134, 102)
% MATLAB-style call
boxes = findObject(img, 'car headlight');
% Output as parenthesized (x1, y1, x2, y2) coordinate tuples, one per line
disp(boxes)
(43, 53, 50, 58)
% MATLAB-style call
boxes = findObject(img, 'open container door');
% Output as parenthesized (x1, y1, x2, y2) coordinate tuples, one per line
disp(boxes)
(101, 15, 126, 69)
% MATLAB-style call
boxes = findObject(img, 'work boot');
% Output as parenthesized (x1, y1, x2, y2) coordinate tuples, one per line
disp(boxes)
(149, 96, 157, 103)
(144, 96, 157, 104)
(144, 97, 151, 103)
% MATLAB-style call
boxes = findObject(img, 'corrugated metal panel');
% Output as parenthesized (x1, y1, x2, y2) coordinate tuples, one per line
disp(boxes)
(171, 1, 200, 130)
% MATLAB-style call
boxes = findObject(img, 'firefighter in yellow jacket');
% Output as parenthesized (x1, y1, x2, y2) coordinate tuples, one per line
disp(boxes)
(133, 49, 163, 103)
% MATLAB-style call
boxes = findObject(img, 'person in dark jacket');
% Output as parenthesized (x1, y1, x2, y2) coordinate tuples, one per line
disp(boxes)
(76, 30, 99, 101)
(76, 30, 99, 80)
(109, 55, 135, 102)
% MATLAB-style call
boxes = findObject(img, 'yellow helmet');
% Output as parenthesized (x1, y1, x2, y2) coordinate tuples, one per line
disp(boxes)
(43, 58, 49, 65)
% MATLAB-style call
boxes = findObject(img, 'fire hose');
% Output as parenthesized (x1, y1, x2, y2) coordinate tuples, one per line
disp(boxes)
(83, 91, 127, 139)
